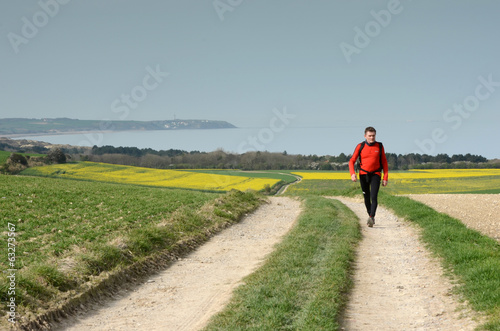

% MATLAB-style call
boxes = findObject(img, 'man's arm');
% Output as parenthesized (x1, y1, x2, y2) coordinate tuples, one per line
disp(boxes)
(349, 144, 361, 182)
(381, 144, 389, 186)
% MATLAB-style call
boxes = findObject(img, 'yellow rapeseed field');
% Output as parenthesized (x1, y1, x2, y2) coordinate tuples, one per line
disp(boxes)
(30, 162, 280, 191)
(292, 172, 348, 180)
(293, 169, 500, 180)
(292, 169, 500, 194)
(391, 169, 500, 179)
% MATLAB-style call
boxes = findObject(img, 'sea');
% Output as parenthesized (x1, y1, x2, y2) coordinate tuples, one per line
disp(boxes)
(13, 127, 367, 156)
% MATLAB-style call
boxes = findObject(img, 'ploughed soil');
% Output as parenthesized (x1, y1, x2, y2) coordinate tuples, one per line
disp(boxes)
(407, 194, 500, 243)
(52, 194, 496, 330)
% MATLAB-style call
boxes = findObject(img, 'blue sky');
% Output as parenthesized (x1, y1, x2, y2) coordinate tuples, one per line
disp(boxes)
(1, 1, 499, 158)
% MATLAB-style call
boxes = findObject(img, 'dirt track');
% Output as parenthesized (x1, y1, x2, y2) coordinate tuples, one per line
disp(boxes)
(52, 194, 494, 330)
(334, 196, 483, 330)
(54, 197, 301, 331)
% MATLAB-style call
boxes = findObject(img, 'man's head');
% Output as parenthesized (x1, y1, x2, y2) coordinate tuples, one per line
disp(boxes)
(364, 126, 376, 144)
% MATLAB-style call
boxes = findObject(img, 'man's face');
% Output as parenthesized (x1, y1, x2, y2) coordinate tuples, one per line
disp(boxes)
(364, 131, 376, 144)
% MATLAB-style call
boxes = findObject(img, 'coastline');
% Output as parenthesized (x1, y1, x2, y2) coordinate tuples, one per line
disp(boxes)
(1, 130, 131, 139)
(1, 127, 238, 140)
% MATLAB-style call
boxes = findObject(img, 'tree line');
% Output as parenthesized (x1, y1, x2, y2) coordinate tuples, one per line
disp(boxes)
(76, 145, 498, 171)
(1, 138, 498, 173)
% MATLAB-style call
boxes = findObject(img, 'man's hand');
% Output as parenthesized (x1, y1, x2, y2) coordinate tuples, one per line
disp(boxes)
(351, 173, 357, 182)
(382, 180, 388, 187)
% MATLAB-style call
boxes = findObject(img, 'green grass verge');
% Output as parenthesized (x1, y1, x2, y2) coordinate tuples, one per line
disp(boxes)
(0, 175, 263, 328)
(0, 150, 10, 164)
(380, 192, 500, 330)
(285, 179, 359, 197)
(203, 196, 361, 330)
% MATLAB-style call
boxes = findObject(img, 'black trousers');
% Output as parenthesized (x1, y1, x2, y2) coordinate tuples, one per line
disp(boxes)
(359, 174, 381, 217)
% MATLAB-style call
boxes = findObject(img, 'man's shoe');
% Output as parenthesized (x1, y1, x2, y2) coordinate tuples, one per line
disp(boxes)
(367, 217, 374, 227)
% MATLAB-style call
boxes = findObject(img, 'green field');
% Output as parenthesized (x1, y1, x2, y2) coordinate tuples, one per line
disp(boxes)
(2, 164, 500, 330)
(0, 175, 262, 328)
(0, 151, 9, 164)
(0, 151, 45, 165)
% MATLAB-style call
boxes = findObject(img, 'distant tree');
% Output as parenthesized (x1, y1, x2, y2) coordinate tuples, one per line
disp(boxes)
(330, 153, 348, 163)
(435, 153, 451, 163)
(337, 152, 348, 163)
(8, 153, 28, 166)
(47, 148, 67, 164)
(451, 154, 466, 162)
(385, 153, 398, 170)
(464, 153, 487, 163)
(2, 153, 28, 174)
(319, 162, 333, 170)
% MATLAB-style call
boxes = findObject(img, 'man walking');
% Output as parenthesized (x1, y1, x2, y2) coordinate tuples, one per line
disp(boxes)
(349, 126, 388, 227)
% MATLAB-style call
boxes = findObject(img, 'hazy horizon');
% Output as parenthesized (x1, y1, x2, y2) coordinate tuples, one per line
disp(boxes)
(2, 1, 499, 158)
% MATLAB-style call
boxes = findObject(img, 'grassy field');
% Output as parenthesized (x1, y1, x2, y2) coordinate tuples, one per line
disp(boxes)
(0, 175, 263, 329)
(21, 162, 285, 192)
(3, 165, 500, 330)
(0, 151, 45, 165)
(0, 151, 10, 164)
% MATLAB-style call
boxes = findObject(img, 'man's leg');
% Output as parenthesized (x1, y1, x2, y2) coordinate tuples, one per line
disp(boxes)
(369, 174, 381, 218)
(359, 175, 371, 215)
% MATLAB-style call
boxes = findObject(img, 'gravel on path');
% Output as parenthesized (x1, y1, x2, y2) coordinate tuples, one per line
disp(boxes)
(332, 196, 483, 331)
(54, 196, 302, 331)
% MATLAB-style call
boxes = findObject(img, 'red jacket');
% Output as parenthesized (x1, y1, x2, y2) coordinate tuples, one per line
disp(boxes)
(349, 141, 388, 181)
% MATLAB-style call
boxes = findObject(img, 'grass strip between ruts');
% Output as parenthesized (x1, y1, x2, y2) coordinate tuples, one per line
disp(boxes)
(203, 196, 361, 330)
(381, 192, 500, 330)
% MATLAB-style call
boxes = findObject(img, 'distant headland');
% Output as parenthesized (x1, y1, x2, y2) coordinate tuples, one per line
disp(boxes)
(0, 118, 236, 137)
